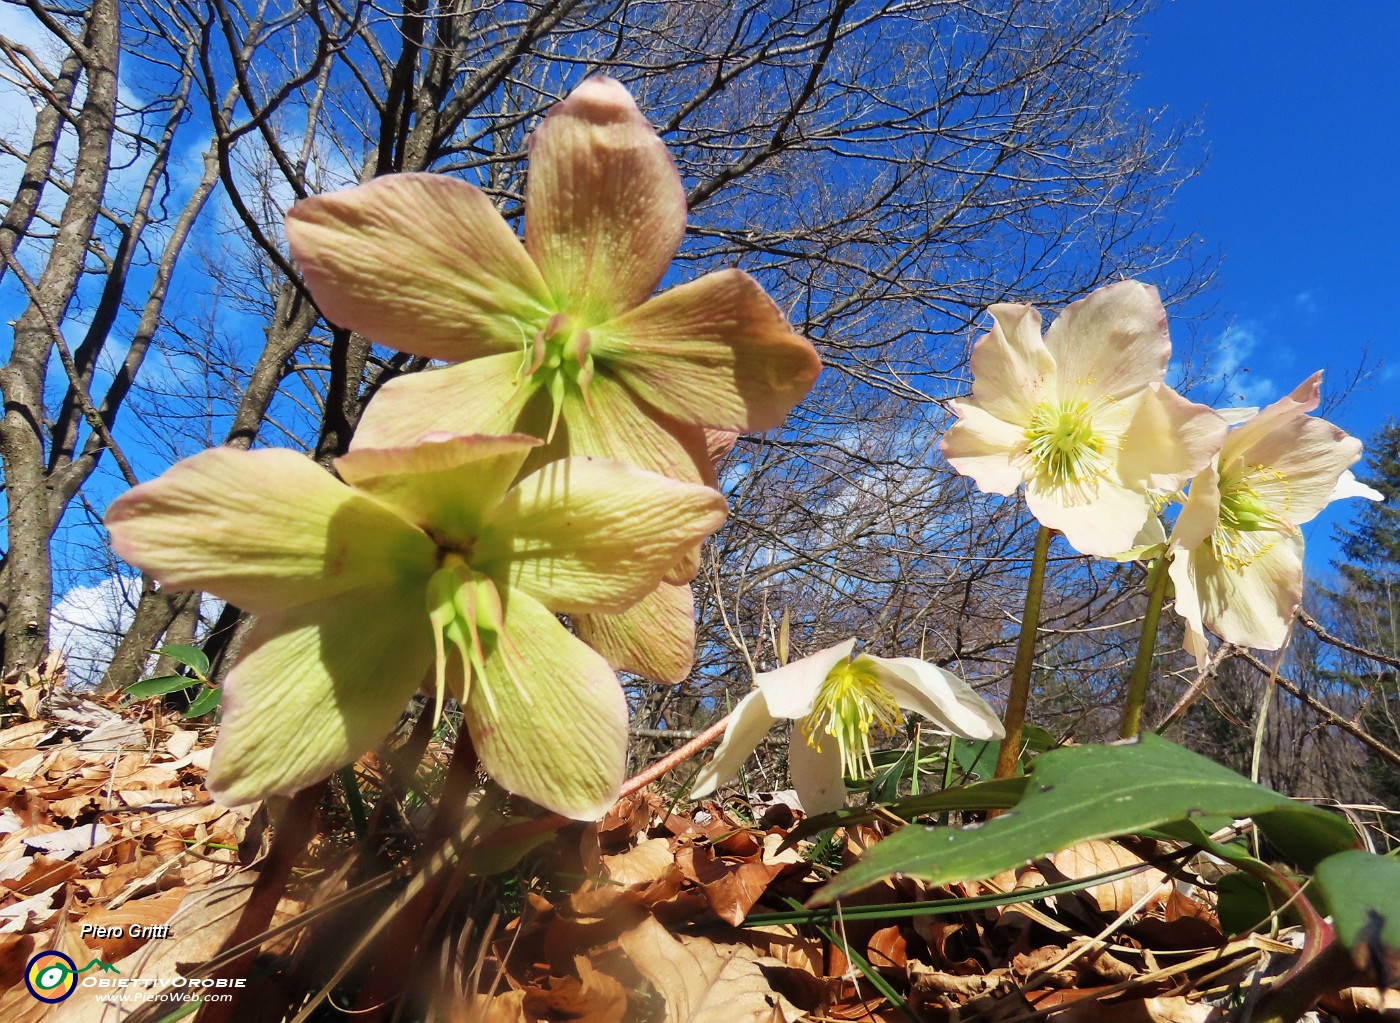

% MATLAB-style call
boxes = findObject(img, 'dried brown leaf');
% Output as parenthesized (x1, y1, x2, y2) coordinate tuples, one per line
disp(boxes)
(1049, 841, 1168, 915)
(618, 913, 804, 1022)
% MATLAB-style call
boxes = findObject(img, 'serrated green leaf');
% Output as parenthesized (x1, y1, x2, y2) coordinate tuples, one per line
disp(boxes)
(185, 684, 222, 718)
(158, 643, 210, 678)
(126, 675, 199, 699)
(1314, 849, 1400, 975)
(811, 733, 1356, 905)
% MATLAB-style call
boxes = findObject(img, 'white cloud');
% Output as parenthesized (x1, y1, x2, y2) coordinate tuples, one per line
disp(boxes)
(1215, 322, 1278, 405)
(49, 575, 140, 688)
(50, 576, 223, 689)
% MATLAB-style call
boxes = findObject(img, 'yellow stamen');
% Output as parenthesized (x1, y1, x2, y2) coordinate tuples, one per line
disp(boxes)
(799, 662, 904, 778)
(1021, 398, 1114, 502)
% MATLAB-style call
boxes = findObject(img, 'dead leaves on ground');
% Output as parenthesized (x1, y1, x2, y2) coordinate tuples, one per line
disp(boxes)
(446, 795, 1299, 1023)
(0, 667, 252, 1016)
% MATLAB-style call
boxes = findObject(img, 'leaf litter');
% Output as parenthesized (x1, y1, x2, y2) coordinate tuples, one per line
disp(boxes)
(0, 662, 1393, 1022)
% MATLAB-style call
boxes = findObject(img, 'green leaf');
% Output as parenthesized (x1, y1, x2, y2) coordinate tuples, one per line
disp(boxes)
(158, 643, 210, 678)
(184, 684, 222, 718)
(786, 776, 1028, 845)
(811, 733, 1356, 905)
(1314, 849, 1400, 975)
(126, 675, 199, 699)
(1215, 871, 1283, 936)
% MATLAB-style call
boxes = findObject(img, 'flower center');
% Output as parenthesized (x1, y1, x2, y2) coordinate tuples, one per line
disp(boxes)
(1021, 399, 1112, 500)
(799, 662, 904, 778)
(1209, 463, 1293, 572)
(424, 554, 506, 725)
(522, 313, 595, 439)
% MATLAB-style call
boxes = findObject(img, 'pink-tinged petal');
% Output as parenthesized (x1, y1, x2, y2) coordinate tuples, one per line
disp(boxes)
(788, 731, 848, 815)
(968, 303, 1055, 423)
(595, 269, 822, 432)
(526, 77, 685, 324)
(1115, 384, 1227, 491)
(105, 448, 434, 612)
(1025, 476, 1155, 558)
(466, 590, 627, 819)
(756, 639, 858, 720)
(704, 428, 740, 464)
(533, 372, 715, 487)
(1230, 415, 1362, 526)
(689, 688, 780, 801)
(335, 434, 540, 547)
(477, 457, 727, 614)
(1182, 531, 1304, 652)
(286, 174, 551, 360)
(940, 401, 1029, 495)
(352, 353, 545, 451)
(1221, 371, 1324, 469)
(1169, 463, 1222, 553)
(1043, 281, 1170, 403)
(1331, 469, 1384, 503)
(207, 579, 435, 804)
(574, 582, 696, 683)
(863, 656, 1004, 740)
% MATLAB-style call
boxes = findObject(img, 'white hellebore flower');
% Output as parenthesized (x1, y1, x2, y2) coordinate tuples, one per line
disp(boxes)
(690, 640, 1004, 814)
(1168, 371, 1379, 662)
(941, 281, 1227, 557)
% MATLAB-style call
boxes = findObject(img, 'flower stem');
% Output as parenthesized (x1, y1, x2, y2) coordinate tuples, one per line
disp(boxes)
(1118, 555, 1170, 739)
(994, 525, 1051, 782)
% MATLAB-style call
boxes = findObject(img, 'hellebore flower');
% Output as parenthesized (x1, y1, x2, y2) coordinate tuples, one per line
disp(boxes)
(105, 435, 727, 819)
(941, 281, 1227, 557)
(284, 77, 820, 682)
(1168, 372, 1378, 661)
(690, 640, 1004, 814)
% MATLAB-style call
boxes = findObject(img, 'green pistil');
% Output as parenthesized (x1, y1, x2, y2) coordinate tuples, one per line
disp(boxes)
(799, 662, 904, 778)
(1210, 465, 1292, 572)
(425, 556, 505, 726)
(1023, 399, 1109, 493)
(523, 313, 595, 439)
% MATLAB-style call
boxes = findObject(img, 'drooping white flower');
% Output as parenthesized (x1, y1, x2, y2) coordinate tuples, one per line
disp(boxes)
(690, 640, 1003, 814)
(1168, 372, 1379, 661)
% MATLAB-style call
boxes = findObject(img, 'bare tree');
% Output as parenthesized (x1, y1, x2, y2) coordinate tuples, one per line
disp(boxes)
(0, 1, 1213, 726)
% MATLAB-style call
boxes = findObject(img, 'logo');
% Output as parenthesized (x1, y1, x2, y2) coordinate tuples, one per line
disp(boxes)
(24, 951, 119, 1003)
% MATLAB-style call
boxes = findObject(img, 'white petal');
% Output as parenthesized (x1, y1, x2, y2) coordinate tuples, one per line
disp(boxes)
(940, 401, 1029, 496)
(1330, 469, 1384, 503)
(862, 656, 1004, 740)
(755, 639, 858, 720)
(689, 689, 779, 799)
(788, 731, 848, 815)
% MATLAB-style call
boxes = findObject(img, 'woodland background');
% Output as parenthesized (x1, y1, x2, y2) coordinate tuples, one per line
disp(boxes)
(0, 0, 1396, 816)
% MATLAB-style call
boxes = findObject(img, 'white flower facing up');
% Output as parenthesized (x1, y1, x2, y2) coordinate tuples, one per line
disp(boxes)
(940, 281, 1227, 557)
(1168, 371, 1380, 662)
(690, 640, 1004, 814)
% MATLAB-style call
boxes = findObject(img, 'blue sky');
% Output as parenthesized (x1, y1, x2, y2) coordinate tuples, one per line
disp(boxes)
(1132, 0, 1400, 571)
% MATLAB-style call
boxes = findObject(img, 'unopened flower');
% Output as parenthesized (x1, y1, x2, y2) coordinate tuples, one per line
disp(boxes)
(105, 435, 727, 819)
(285, 77, 820, 682)
(1168, 372, 1378, 660)
(690, 640, 1004, 814)
(941, 282, 1227, 557)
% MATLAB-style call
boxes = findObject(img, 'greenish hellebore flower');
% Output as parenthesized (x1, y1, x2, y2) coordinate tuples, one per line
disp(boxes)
(690, 640, 1004, 815)
(105, 434, 727, 820)
(283, 76, 821, 685)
